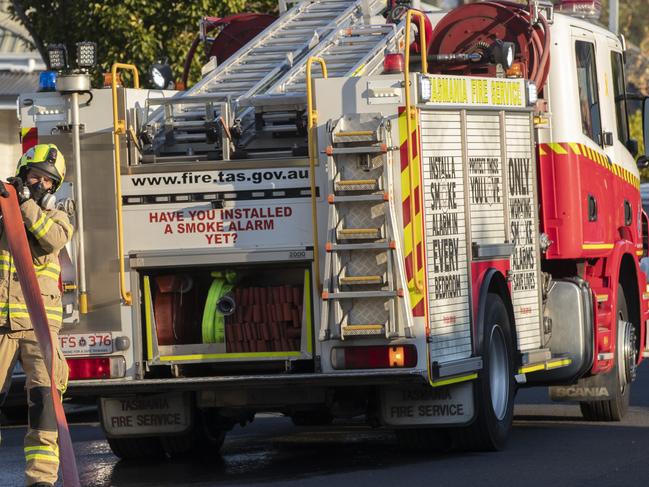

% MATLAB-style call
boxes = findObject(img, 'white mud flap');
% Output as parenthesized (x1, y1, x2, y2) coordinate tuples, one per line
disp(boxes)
(549, 370, 617, 402)
(100, 392, 192, 436)
(380, 382, 474, 426)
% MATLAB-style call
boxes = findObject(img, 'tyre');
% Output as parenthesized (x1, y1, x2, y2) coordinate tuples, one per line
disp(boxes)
(193, 408, 227, 456)
(395, 428, 451, 453)
(162, 409, 227, 458)
(106, 436, 165, 460)
(580, 285, 636, 421)
(160, 431, 194, 457)
(451, 293, 515, 451)
(290, 410, 333, 426)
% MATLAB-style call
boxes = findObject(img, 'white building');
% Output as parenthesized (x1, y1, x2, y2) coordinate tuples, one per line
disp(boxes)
(0, 1, 45, 178)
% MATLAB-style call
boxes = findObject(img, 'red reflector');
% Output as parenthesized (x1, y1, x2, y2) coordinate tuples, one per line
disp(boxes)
(67, 357, 111, 380)
(334, 345, 417, 370)
(383, 53, 404, 74)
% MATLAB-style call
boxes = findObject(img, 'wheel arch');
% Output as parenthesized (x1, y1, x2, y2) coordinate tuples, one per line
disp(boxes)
(475, 269, 517, 363)
(618, 252, 642, 358)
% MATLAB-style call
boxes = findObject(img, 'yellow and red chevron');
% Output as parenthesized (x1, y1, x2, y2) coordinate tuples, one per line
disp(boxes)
(398, 108, 426, 318)
(539, 142, 640, 190)
(20, 127, 38, 153)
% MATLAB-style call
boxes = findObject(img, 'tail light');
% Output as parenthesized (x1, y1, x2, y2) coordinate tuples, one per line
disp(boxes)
(383, 53, 404, 74)
(331, 345, 417, 370)
(67, 356, 126, 380)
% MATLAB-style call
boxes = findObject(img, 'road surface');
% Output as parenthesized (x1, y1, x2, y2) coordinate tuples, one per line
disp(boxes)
(1, 363, 648, 487)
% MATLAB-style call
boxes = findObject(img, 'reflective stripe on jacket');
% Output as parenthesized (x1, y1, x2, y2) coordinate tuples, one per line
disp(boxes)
(0, 198, 73, 331)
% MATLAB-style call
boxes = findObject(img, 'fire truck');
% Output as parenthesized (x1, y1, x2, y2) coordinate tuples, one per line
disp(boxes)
(16, 0, 649, 456)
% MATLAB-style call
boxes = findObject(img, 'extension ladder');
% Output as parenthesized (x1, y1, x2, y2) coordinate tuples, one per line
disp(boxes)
(144, 0, 386, 153)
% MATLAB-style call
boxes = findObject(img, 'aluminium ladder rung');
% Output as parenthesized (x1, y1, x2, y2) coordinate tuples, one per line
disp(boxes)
(210, 83, 257, 92)
(172, 133, 208, 143)
(332, 130, 378, 143)
(203, 90, 243, 97)
(335, 179, 379, 191)
(326, 241, 394, 251)
(337, 228, 381, 240)
(260, 124, 299, 133)
(322, 290, 398, 300)
(339, 275, 383, 286)
(328, 194, 388, 203)
(342, 324, 386, 336)
(325, 145, 387, 155)
(222, 71, 271, 80)
(236, 54, 287, 63)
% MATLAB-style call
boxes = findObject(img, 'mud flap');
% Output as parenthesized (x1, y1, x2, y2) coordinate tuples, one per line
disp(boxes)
(549, 371, 617, 402)
(100, 392, 193, 437)
(380, 381, 475, 426)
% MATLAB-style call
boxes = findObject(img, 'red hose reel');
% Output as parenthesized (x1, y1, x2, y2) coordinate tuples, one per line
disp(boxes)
(427, 1, 551, 91)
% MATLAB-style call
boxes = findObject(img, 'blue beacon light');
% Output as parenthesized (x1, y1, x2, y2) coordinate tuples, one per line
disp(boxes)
(38, 71, 57, 92)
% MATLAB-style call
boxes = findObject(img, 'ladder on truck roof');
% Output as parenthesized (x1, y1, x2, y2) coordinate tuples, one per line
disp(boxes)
(244, 21, 404, 137)
(267, 23, 403, 95)
(142, 0, 397, 157)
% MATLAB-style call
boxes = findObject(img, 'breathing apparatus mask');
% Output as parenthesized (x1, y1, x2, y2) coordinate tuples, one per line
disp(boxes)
(28, 181, 57, 210)
(10, 177, 57, 210)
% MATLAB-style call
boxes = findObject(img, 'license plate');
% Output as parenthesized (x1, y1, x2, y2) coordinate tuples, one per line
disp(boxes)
(380, 382, 474, 426)
(101, 393, 192, 436)
(60, 333, 113, 355)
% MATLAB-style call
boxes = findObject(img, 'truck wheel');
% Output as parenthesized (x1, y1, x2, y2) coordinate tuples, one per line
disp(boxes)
(395, 428, 451, 453)
(580, 285, 635, 421)
(160, 431, 194, 457)
(194, 408, 227, 456)
(452, 293, 515, 451)
(106, 436, 165, 460)
(162, 409, 227, 457)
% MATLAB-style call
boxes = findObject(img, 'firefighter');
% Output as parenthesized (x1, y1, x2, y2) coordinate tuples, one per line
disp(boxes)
(0, 144, 73, 487)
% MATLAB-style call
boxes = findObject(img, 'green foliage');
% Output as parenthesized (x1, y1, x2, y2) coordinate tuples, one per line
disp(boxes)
(630, 108, 649, 181)
(10, 0, 278, 88)
(600, 0, 649, 51)
(630, 108, 645, 156)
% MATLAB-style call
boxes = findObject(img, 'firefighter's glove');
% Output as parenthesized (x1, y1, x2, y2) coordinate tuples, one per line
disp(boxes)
(28, 182, 48, 206)
(6, 177, 29, 204)
(0, 181, 8, 198)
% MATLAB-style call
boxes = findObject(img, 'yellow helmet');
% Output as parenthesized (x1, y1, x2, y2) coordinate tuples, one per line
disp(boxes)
(16, 144, 66, 192)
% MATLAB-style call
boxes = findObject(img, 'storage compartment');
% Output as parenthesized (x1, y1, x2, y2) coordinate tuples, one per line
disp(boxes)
(139, 262, 313, 364)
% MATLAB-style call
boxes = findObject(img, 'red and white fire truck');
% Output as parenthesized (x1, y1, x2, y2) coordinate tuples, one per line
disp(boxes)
(16, 0, 649, 456)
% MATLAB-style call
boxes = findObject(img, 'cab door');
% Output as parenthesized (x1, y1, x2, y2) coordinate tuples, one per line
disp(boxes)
(603, 36, 641, 246)
(572, 27, 612, 247)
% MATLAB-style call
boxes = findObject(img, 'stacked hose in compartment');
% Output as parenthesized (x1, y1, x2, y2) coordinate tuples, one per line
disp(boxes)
(225, 285, 303, 353)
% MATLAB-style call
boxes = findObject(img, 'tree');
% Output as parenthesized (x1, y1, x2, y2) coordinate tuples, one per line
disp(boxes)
(600, 0, 649, 51)
(10, 0, 277, 88)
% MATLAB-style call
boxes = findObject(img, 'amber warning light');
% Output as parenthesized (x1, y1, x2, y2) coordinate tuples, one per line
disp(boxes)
(331, 345, 418, 370)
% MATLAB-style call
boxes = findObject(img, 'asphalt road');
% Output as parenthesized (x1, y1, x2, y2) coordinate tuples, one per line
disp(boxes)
(1, 363, 648, 487)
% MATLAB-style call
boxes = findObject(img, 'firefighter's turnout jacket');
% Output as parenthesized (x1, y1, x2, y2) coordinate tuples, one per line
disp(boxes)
(0, 198, 73, 486)
(0, 199, 73, 330)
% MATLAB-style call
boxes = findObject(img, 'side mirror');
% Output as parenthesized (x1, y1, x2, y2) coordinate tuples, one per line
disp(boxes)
(643, 96, 649, 157)
(637, 155, 649, 170)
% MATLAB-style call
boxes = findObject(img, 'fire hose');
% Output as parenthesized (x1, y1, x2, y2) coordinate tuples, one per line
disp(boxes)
(202, 271, 236, 344)
(0, 183, 80, 487)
